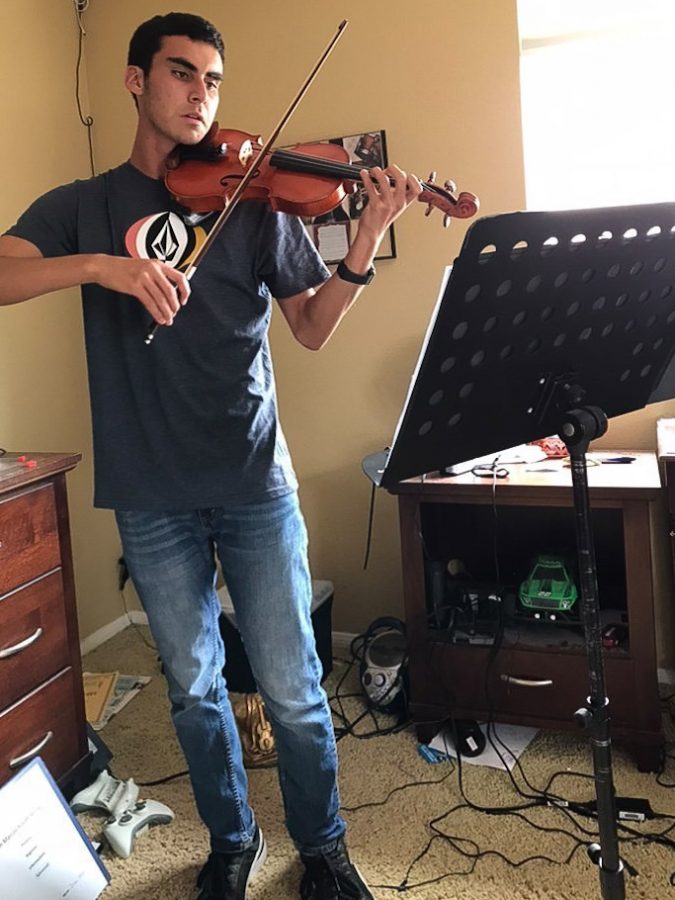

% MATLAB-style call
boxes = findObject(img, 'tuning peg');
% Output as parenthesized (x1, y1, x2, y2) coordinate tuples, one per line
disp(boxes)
(444, 179, 457, 194)
(427, 171, 437, 184)
(443, 214, 451, 228)
(425, 204, 434, 217)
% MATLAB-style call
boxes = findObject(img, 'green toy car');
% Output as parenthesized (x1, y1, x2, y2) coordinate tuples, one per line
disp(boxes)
(519, 554, 578, 612)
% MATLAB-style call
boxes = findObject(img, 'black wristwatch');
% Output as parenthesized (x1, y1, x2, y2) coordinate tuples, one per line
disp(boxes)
(336, 260, 376, 285)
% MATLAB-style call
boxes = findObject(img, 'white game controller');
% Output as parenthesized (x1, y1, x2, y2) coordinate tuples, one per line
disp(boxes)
(103, 799, 175, 858)
(70, 769, 139, 818)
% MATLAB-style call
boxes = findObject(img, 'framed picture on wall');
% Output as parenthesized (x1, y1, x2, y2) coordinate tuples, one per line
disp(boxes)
(288, 129, 397, 265)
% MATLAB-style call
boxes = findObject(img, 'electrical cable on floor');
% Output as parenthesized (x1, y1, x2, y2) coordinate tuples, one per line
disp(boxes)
(137, 770, 189, 788)
(335, 622, 590, 892)
(340, 760, 456, 815)
(362, 717, 630, 893)
(368, 716, 592, 889)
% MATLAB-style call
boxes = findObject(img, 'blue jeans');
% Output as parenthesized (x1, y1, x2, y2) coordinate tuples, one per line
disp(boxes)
(115, 492, 345, 854)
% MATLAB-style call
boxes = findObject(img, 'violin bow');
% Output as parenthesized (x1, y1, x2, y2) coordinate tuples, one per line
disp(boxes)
(145, 20, 349, 344)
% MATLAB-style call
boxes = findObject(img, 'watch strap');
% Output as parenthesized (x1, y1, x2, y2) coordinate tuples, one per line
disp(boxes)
(336, 260, 376, 285)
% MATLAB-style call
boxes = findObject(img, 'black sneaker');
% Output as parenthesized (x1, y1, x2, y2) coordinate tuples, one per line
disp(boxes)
(299, 838, 374, 899)
(197, 826, 267, 899)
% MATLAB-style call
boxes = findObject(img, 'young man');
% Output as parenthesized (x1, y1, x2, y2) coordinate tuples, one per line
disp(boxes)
(0, 12, 421, 900)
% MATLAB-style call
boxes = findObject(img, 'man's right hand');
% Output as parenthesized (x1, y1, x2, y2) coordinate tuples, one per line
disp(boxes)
(0, 237, 190, 325)
(93, 256, 190, 325)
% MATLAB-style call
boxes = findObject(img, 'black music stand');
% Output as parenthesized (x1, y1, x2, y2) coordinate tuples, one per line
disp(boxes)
(364, 203, 675, 900)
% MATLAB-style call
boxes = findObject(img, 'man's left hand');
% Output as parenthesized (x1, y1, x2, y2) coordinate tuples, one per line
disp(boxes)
(356, 165, 423, 238)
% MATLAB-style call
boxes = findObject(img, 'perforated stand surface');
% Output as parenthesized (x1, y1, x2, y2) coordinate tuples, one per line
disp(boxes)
(380, 202, 675, 487)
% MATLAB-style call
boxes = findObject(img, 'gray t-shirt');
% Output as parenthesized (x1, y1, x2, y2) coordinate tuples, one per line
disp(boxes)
(6, 162, 330, 509)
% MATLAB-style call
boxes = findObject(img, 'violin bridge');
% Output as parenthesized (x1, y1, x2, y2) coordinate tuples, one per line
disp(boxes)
(239, 137, 263, 168)
(239, 140, 254, 167)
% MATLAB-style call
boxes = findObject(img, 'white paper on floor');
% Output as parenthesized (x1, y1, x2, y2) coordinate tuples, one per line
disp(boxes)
(429, 722, 538, 771)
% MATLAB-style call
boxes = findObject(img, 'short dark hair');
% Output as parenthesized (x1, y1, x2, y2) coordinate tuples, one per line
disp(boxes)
(128, 12, 225, 75)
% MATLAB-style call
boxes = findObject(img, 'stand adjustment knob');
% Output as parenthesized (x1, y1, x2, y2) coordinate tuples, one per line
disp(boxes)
(574, 707, 593, 728)
(588, 843, 602, 864)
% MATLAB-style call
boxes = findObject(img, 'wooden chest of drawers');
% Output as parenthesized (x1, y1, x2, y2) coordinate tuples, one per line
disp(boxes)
(0, 452, 89, 795)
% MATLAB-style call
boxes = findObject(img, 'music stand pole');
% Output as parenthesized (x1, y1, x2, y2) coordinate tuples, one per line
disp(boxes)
(559, 402, 624, 900)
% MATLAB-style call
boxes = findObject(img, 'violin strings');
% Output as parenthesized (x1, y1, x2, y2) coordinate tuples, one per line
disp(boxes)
(270, 149, 448, 199)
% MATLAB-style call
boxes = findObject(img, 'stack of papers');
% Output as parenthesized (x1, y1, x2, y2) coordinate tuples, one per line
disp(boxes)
(82, 672, 151, 731)
(82, 672, 118, 724)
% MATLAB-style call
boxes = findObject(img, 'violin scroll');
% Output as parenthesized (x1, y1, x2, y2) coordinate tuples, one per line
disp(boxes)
(452, 191, 480, 222)
(419, 172, 480, 227)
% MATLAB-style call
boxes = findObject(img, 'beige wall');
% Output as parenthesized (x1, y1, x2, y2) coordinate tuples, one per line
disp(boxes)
(2, 1, 674, 661)
(0, 0, 122, 639)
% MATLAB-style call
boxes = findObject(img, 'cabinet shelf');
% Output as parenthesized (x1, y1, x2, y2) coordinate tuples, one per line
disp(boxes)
(389, 451, 664, 771)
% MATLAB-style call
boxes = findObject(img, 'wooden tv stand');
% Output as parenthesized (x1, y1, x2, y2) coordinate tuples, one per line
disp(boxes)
(389, 451, 664, 771)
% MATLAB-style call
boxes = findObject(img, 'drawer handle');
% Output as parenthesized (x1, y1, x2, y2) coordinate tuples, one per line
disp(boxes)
(0, 627, 44, 659)
(501, 674, 553, 688)
(9, 730, 54, 769)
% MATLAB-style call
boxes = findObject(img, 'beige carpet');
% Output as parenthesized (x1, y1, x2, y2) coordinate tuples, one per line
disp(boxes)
(79, 625, 675, 899)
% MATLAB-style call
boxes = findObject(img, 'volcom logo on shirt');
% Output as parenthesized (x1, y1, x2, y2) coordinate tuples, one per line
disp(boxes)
(124, 211, 208, 270)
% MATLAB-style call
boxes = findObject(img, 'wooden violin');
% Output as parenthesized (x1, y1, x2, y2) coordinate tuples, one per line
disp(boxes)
(166, 125, 479, 226)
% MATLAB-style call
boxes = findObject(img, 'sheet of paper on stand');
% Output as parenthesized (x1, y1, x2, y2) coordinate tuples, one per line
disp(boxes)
(429, 722, 538, 771)
(443, 443, 548, 475)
